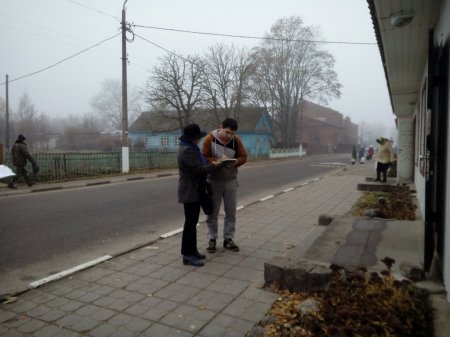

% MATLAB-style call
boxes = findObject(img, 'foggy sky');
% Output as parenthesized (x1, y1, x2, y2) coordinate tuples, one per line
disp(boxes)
(0, 0, 395, 129)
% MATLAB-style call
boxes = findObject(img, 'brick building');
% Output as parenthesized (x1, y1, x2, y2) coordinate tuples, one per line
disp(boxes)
(299, 100, 358, 154)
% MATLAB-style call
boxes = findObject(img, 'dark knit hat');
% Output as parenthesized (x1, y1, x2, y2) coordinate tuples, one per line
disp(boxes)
(18, 134, 26, 141)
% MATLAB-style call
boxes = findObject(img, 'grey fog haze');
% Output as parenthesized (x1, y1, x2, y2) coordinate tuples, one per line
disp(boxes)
(0, 0, 395, 131)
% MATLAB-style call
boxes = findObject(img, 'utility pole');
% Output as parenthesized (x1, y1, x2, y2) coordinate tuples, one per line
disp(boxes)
(5, 74, 10, 150)
(121, 0, 129, 173)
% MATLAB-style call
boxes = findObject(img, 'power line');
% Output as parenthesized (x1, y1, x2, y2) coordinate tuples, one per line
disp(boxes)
(134, 33, 191, 62)
(0, 21, 109, 53)
(65, 0, 120, 22)
(134, 33, 200, 66)
(0, 33, 121, 86)
(133, 24, 377, 46)
(0, 12, 109, 45)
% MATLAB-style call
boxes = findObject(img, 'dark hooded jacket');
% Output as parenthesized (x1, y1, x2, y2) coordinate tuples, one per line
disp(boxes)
(11, 139, 35, 167)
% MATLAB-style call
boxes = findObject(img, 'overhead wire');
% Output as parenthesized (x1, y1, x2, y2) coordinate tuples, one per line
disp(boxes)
(134, 33, 196, 65)
(0, 4, 376, 88)
(133, 24, 377, 46)
(0, 12, 95, 44)
(0, 32, 121, 86)
(65, 0, 120, 22)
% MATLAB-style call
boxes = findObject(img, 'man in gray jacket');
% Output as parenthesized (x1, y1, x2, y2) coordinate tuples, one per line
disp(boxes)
(202, 118, 247, 253)
(8, 134, 38, 189)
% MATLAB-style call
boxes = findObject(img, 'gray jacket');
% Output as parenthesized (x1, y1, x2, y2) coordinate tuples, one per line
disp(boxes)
(177, 142, 215, 203)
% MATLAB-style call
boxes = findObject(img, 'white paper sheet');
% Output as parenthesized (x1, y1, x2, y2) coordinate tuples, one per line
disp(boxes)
(0, 165, 16, 179)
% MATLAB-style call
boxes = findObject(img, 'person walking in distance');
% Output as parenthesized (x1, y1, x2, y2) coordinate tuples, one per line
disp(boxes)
(178, 124, 220, 266)
(8, 134, 39, 189)
(358, 145, 365, 164)
(375, 137, 395, 182)
(367, 145, 374, 161)
(202, 118, 247, 253)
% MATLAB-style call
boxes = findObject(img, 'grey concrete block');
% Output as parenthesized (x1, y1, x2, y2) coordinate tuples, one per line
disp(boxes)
(318, 214, 334, 226)
(264, 257, 331, 292)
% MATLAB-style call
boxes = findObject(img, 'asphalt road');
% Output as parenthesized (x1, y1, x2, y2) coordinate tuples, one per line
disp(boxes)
(0, 154, 348, 295)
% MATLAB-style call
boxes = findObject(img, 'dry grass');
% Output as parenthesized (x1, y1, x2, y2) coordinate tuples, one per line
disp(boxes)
(352, 191, 416, 220)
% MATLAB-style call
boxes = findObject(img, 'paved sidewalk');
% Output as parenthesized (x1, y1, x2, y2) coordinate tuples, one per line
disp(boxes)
(0, 161, 448, 336)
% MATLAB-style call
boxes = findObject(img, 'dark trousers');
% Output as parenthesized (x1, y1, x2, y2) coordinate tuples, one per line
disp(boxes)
(10, 166, 31, 186)
(181, 202, 201, 256)
(376, 162, 390, 180)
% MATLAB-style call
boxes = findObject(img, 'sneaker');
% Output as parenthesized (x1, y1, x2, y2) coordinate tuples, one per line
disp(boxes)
(223, 239, 239, 252)
(207, 240, 216, 253)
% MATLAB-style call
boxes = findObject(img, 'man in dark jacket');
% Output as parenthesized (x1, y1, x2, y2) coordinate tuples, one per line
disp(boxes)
(8, 134, 38, 189)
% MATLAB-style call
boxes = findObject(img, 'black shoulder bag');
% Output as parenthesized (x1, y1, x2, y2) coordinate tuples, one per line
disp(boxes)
(199, 180, 214, 215)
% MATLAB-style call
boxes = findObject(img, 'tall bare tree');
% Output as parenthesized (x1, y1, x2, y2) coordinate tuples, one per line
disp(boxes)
(58, 114, 104, 150)
(201, 43, 252, 124)
(15, 93, 50, 150)
(250, 16, 341, 147)
(145, 53, 204, 129)
(90, 79, 143, 130)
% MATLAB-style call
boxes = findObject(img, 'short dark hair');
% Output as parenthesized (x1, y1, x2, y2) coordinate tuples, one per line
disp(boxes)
(221, 118, 238, 131)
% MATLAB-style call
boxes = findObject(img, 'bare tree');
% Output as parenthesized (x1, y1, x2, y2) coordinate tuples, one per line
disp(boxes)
(249, 16, 341, 147)
(90, 79, 143, 130)
(58, 114, 103, 150)
(201, 43, 252, 123)
(14, 92, 50, 150)
(145, 53, 204, 129)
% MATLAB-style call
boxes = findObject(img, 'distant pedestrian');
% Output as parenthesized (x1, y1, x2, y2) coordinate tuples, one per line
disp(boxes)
(359, 145, 365, 164)
(375, 137, 395, 182)
(351, 146, 357, 165)
(367, 145, 374, 161)
(8, 134, 39, 189)
(177, 124, 220, 267)
(202, 118, 247, 253)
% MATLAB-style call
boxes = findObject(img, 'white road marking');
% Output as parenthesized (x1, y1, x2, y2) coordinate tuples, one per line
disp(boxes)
(259, 195, 274, 201)
(160, 227, 184, 238)
(29, 255, 112, 289)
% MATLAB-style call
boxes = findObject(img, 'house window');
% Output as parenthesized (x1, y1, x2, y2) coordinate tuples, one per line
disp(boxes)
(313, 132, 320, 143)
(138, 137, 148, 145)
(173, 136, 179, 147)
(160, 137, 169, 147)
